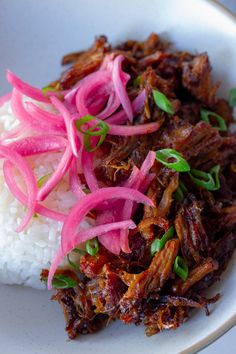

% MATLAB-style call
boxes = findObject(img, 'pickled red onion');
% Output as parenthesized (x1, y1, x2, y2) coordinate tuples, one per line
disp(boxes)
(25, 101, 65, 126)
(50, 96, 80, 157)
(7, 135, 67, 156)
(47, 219, 136, 289)
(3, 160, 66, 222)
(69, 157, 86, 198)
(112, 55, 133, 121)
(61, 187, 154, 253)
(7, 70, 49, 103)
(37, 145, 73, 201)
(0, 145, 37, 231)
(105, 90, 145, 124)
(11, 89, 64, 134)
(81, 150, 99, 192)
(0, 92, 12, 108)
(107, 120, 162, 136)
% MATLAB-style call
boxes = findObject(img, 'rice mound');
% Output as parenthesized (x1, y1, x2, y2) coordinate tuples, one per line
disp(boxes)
(0, 100, 89, 289)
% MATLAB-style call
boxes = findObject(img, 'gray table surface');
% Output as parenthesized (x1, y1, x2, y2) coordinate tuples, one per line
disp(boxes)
(200, 2, 236, 353)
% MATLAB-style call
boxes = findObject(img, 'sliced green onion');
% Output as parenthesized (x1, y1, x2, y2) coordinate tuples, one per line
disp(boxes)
(86, 238, 99, 256)
(67, 253, 80, 270)
(133, 76, 141, 88)
(200, 109, 227, 132)
(174, 186, 184, 203)
(41, 274, 77, 289)
(188, 165, 220, 191)
(174, 181, 187, 203)
(210, 164, 220, 190)
(229, 88, 236, 107)
(73, 247, 86, 255)
(174, 256, 189, 281)
(153, 90, 174, 115)
(155, 149, 190, 172)
(37, 173, 52, 188)
(75, 115, 109, 152)
(83, 187, 91, 194)
(151, 226, 174, 256)
(42, 85, 58, 96)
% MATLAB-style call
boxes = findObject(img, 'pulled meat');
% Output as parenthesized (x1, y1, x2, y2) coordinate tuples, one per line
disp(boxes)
(45, 33, 236, 339)
(182, 53, 219, 105)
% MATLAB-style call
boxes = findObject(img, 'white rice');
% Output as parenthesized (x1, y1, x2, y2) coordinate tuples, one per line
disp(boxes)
(0, 100, 90, 289)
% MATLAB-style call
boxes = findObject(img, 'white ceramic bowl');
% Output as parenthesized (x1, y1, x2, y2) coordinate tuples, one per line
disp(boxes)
(0, 0, 236, 353)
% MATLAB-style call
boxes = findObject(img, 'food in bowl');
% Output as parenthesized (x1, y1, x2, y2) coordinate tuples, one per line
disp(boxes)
(0, 33, 236, 338)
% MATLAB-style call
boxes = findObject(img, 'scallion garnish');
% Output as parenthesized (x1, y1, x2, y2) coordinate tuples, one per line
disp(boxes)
(73, 247, 86, 255)
(42, 85, 58, 96)
(174, 180, 187, 202)
(174, 256, 189, 281)
(41, 274, 77, 289)
(153, 90, 174, 115)
(67, 253, 80, 270)
(210, 164, 220, 190)
(37, 173, 52, 188)
(151, 226, 174, 256)
(133, 76, 141, 88)
(75, 115, 109, 152)
(229, 88, 236, 107)
(174, 186, 184, 202)
(155, 149, 190, 172)
(188, 165, 220, 191)
(86, 238, 99, 256)
(200, 109, 227, 132)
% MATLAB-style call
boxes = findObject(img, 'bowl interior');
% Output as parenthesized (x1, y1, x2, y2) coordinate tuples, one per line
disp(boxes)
(0, 0, 236, 353)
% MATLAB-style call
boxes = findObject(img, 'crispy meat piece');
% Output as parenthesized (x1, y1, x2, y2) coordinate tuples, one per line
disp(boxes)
(119, 239, 179, 323)
(213, 99, 234, 124)
(140, 172, 178, 241)
(188, 232, 236, 294)
(144, 304, 188, 336)
(97, 136, 138, 183)
(52, 284, 106, 339)
(182, 53, 219, 105)
(86, 264, 127, 316)
(60, 36, 110, 89)
(138, 51, 164, 69)
(158, 295, 219, 310)
(175, 195, 209, 265)
(171, 258, 219, 296)
(79, 251, 111, 279)
(179, 121, 221, 162)
(138, 216, 169, 241)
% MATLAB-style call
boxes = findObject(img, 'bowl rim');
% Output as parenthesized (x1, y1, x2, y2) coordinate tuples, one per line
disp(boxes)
(0, 1, 235, 353)
(180, 2, 236, 352)
(166, 0, 236, 352)
(205, 0, 236, 26)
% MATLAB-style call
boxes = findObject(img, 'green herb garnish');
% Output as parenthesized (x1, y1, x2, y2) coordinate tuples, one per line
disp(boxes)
(153, 90, 174, 115)
(188, 165, 220, 191)
(155, 149, 190, 172)
(75, 115, 109, 152)
(41, 274, 77, 289)
(67, 253, 80, 270)
(37, 173, 52, 188)
(133, 76, 141, 88)
(86, 238, 99, 256)
(200, 109, 227, 132)
(151, 226, 175, 256)
(42, 86, 58, 96)
(73, 247, 86, 255)
(174, 256, 189, 281)
(174, 181, 187, 202)
(229, 88, 236, 107)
